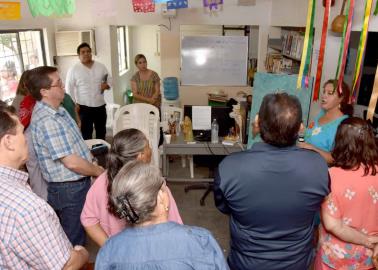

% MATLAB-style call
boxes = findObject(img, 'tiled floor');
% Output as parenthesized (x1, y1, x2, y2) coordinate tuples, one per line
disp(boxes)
(86, 157, 230, 262)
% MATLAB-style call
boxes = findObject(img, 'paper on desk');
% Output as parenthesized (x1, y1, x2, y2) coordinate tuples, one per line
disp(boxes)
(192, 106, 211, 130)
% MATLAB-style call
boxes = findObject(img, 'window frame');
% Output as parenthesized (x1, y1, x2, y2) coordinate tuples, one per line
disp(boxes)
(117, 25, 128, 75)
(0, 29, 47, 73)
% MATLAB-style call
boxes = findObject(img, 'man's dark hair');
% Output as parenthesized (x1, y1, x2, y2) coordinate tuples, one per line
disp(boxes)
(258, 92, 302, 147)
(26, 66, 58, 101)
(77, 42, 91, 55)
(0, 101, 17, 141)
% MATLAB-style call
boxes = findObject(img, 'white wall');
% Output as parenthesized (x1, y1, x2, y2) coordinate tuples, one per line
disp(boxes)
(2, 0, 378, 108)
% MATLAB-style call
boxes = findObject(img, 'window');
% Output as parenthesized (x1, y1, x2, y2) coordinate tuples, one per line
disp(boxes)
(0, 29, 46, 103)
(117, 26, 128, 75)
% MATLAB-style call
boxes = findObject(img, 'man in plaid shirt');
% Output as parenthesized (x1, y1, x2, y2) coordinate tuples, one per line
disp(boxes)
(28, 66, 104, 246)
(0, 101, 89, 269)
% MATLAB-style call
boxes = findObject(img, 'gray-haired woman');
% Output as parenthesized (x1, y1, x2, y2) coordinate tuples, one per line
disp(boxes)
(81, 129, 182, 247)
(95, 161, 229, 270)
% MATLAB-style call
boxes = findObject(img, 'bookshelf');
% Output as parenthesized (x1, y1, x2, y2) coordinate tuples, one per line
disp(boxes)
(265, 27, 305, 74)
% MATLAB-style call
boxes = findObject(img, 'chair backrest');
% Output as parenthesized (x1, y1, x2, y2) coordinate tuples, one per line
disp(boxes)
(106, 103, 121, 131)
(113, 104, 160, 166)
(161, 106, 183, 122)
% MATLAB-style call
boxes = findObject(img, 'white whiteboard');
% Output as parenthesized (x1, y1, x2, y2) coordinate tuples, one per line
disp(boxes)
(181, 36, 248, 86)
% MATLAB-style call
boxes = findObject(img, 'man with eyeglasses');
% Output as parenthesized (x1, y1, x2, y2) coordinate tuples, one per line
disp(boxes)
(28, 66, 104, 246)
(65, 42, 110, 140)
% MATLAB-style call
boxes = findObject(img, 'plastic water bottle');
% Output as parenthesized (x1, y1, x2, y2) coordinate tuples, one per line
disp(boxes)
(211, 119, 219, 144)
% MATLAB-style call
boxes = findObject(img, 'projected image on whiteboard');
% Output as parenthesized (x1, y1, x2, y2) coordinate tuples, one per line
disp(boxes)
(181, 36, 249, 86)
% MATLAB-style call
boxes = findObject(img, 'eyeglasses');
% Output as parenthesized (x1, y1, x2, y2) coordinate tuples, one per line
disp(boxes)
(49, 81, 64, 89)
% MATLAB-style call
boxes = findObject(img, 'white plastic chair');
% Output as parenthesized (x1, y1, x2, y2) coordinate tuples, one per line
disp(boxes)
(160, 106, 194, 178)
(113, 104, 160, 167)
(106, 103, 121, 135)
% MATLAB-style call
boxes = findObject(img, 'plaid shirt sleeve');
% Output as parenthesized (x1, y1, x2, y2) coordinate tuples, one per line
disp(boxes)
(11, 204, 72, 270)
(40, 117, 75, 161)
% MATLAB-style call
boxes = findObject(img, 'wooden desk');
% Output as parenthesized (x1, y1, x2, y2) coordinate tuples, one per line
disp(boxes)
(162, 135, 244, 182)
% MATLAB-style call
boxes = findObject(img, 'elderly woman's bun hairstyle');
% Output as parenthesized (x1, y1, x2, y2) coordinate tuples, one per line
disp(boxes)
(109, 161, 164, 225)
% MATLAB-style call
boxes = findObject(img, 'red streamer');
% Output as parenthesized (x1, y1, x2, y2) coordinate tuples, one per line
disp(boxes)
(313, 0, 331, 101)
(337, 0, 355, 95)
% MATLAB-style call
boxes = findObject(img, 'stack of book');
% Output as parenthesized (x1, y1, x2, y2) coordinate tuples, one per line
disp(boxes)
(208, 91, 228, 104)
(281, 31, 304, 61)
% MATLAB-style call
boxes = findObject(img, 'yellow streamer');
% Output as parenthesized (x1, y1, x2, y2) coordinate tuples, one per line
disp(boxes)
(352, 0, 373, 91)
(366, 64, 378, 121)
(297, 0, 313, 89)
(0, 2, 20, 20)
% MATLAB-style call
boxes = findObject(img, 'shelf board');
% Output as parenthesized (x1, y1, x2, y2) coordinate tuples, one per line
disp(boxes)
(268, 44, 282, 51)
(282, 53, 301, 62)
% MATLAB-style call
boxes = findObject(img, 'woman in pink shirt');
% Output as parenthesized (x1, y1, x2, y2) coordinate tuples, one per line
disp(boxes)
(316, 117, 378, 270)
(81, 128, 182, 246)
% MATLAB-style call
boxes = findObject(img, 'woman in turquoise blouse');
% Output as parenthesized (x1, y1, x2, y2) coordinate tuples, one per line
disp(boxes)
(299, 80, 353, 165)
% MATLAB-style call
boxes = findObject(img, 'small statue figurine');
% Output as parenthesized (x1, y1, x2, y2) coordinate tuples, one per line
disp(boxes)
(182, 116, 194, 142)
(168, 114, 176, 136)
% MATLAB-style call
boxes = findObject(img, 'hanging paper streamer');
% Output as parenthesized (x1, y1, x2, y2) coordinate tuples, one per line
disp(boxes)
(0, 2, 20, 20)
(313, 0, 331, 101)
(335, 0, 355, 96)
(366, 64, 378, 121)
(351, 0, 373, 101)
(27, 0, 75, 17)
(132, 0, 155, 13)
(374, 0, 378, 15)
(297, 0, 315, 89)
(203, 0, 223, 10)
(167, 0, 188, 9)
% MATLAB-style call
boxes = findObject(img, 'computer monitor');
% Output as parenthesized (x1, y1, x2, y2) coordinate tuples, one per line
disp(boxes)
(183, 105, 235, 140)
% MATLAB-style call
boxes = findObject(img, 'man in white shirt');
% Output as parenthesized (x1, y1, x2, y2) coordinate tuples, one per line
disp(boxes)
(65, 42, 110, 140)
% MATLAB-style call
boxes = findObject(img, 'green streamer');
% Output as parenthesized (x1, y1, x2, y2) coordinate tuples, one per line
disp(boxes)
(374, 0, 378, 15)
(303, 0, 316, 79)
(27, 0, 75, 17)
(335, 0, 351, 80)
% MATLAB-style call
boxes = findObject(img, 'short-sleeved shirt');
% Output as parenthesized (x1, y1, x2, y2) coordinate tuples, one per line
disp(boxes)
(95, 222, 229, 270)
(304, 110, 348, 152)
(30, 101, 91, 182)
(65, 61, 109, 107)
(0, 166, 71, 269)
(317, 167, 378, 269)
(131, 71, 161, 107)
(61, 93, 77, 122)
(80, 172, 183, 236)
(214, 142, 330, 270)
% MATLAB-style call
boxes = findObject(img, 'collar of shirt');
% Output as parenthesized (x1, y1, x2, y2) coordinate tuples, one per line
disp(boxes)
(37, 101, 67, 117)
(0, 165, 28, 185)
(251, 141, 298, 152)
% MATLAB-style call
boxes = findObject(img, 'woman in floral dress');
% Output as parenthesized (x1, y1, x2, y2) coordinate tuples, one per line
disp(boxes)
(315, 117, 378, 270)
(299, 80, 353, 165)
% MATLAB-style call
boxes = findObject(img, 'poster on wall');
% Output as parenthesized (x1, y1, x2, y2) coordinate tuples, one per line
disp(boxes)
(247, 72, 313, 148)
(0, 1, 20, 20)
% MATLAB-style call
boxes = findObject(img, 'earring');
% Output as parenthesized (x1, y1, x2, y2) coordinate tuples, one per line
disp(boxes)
(165, 205, 169, 212)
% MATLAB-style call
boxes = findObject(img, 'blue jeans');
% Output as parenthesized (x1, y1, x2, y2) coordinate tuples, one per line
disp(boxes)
(47, 177, 90, 246)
